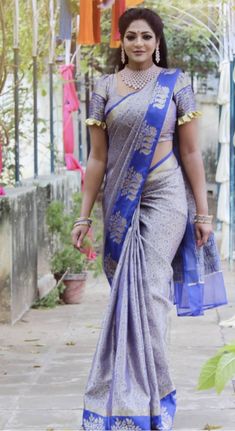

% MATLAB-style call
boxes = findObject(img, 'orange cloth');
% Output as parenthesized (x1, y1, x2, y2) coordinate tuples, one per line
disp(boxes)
(93, 0, 101, 43)
(77, 0, 101, 45)
(110, 0, 126, 47)
(126, 0, 144, 5)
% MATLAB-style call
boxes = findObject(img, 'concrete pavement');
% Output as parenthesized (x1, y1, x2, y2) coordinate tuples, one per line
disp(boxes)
(0, 266, 235, 431)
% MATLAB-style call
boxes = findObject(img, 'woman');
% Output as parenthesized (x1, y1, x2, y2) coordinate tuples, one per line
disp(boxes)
(71, 7, 227, 431)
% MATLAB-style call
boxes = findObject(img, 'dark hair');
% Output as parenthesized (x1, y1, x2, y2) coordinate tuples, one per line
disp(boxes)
(115, 8, 168, 71)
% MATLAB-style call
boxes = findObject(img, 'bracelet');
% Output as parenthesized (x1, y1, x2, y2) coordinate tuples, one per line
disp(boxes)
(75, 216, 92, 222)
(73, 222, 91, 228)
(73, 217, 92, 228)
(194, 214, 213, 224)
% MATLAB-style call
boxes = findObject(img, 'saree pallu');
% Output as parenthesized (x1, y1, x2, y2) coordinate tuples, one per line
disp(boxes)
(82, 69, 227, 430)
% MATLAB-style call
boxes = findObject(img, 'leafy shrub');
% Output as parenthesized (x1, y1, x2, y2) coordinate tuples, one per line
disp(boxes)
(197, 342, 235, 394)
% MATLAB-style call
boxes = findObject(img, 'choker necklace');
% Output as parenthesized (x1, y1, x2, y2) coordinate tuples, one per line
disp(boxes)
(120, 64, 159, 90)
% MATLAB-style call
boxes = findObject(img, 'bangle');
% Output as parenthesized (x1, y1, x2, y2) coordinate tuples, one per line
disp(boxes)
(73, 222, 91, 228)
(194, 214, 213, 224)
(73, 217, 92, 228)
(75, 216, 92, 222)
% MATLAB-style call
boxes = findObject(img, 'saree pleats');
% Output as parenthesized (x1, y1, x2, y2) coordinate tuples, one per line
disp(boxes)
(83, 166, 187, 430)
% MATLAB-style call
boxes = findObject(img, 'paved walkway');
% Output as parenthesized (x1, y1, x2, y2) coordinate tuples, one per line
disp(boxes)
(0, 265, 235, 431)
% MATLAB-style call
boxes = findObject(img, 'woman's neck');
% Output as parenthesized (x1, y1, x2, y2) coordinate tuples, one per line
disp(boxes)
(127, 60, 154, 71)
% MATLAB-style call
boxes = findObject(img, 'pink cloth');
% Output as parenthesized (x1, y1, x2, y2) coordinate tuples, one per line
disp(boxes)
(60, 64, 85, 184)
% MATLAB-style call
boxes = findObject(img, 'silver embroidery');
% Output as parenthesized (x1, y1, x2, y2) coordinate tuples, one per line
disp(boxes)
(160, 406, 172, 430)
(104, 253, 118, 279)
(83, 413, 105, 431)
(109, 211, 127, 244)
(164, 68, 177, 75)
(136, 121, 157, 155)
(111, 418, 142, 431)
(121, 166, 143, 201)
(152, 84, 169, 109)
(174, 71, 191, 95)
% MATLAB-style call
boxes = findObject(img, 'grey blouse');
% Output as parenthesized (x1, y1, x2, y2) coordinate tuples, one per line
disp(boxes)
(86, 70, 201, 143)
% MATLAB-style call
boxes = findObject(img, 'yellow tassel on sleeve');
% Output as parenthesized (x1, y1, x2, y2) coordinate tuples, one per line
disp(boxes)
(85, 118, 107, 129)
(178, 111, 202, 126)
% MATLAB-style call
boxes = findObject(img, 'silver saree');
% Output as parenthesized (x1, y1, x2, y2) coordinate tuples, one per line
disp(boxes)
(82, 69, 227, 430)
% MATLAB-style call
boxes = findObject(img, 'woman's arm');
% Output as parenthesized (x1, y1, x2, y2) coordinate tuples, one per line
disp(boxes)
(80, 126, 108, 217)
(178, 118, 212, 246)
(71, 125, 108, 249)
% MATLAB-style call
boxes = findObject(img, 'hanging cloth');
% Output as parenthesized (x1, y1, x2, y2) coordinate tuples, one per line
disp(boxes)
(99, 0, 115, 8)
(217, 61, 230, 105)
(110, 0, 126, 47)
(59, 0, 72, 40)
(59, 64, 85, 183)
(126, 0, 144, 5)
(77, 0, 94, 44)
(0, 132, 5, 196)
(77, 0, 101, 45)
(93, 0, 101, 44)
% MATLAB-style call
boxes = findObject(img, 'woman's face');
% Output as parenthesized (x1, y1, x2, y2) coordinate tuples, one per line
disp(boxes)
(122, 19, 158, 69)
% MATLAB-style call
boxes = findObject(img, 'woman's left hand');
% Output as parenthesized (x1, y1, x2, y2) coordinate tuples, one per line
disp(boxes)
(195, 222, 213, 247)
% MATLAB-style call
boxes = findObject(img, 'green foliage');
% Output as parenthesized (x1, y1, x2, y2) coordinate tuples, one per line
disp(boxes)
(32, 281, 65, 309)
(51, 245, 86, 274)
(145, 0, 219, 77)
(197, 355, 221, 391)
(32, 285, 61, 309)
(197, 343, 235, 394)
(0, 0, 57, 186)
(46, 193, 103, 276)
(46, 201, 66, 235)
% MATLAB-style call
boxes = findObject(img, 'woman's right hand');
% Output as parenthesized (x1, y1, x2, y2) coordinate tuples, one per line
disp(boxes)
(71, 225, 90, 250)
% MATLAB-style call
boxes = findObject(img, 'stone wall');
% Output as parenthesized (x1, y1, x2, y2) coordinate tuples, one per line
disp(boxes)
(0, 171, 81, 324)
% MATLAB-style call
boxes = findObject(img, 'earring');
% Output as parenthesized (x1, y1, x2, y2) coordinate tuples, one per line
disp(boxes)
(121, 46, 125, 64)
(155, 47, 160, 63)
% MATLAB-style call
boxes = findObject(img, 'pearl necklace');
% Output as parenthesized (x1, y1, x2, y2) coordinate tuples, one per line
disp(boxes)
(120, 64, 159, 90)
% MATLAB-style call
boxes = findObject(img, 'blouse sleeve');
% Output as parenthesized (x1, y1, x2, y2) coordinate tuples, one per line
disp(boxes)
(174, 71, 202, 126)
(85, 75, 109, 130)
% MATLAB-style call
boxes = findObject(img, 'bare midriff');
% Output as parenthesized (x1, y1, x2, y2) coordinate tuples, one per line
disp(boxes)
(150, 140, 173, 168)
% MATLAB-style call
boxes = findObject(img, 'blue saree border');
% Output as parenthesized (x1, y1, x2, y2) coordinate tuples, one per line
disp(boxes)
(83, 390, 176, 431)
(104, 69, 181, 285)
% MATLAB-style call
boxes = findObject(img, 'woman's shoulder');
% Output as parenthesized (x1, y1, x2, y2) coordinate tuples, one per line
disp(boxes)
(93, 73, 115, 98)
(173, 69, 191, 94)
(158, 67, 189, 87)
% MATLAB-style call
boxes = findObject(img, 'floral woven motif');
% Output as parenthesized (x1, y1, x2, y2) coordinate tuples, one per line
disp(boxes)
(83, 413, 105, 431)
(135, 121, 157, 156)
(152, 84, 170, 110)
(111, 418, 142, 431)
(121, 166, 143, 201)
(108, 211, 127, 244)
(104, 253, 118, 279)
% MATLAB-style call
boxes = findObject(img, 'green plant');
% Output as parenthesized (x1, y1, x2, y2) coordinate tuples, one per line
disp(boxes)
(46, 193, 103, 277)
(32, 282, 66, 309)
(51, 245, 86, 274)
(197, 342, 235, 394)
